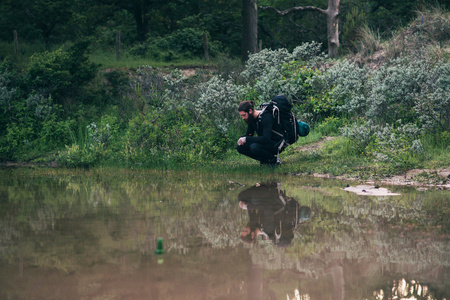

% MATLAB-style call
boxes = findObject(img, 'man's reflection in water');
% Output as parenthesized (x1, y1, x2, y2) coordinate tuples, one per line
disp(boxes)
(239, 182, 345, 300)
(238, 182, 311, 247)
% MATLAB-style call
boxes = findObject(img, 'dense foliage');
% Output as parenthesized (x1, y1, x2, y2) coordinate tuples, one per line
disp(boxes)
(0, 7, 449, 176)
(1, 0, 448, 60)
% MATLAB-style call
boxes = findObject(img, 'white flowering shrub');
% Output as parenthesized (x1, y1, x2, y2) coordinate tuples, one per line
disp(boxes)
(343, 121, 424, 169)
(366, 58, 425, 124)
(132, 65, 166, 109)
(341, 121, 375, 153)
(0, 70, 15, 112)
(253, 66, 285, 101)
(163, 69, 191, 109)
(26, 93, 53, 119)
(86, 115, 120, 146)
(366, 57, 449, 132)
(307, 60, 370, 116)
(240, 42, 326, 102)
(414, 62, 450, 132)
(291, 41, 327, 65)
(196, 76, 248, 134)
(132, 66, 191, 111)
(241, 48, 291, 81)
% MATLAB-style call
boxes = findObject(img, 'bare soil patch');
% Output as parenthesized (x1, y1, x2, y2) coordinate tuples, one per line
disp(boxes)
(182, 69, 196, 77)
(295, 136, 336, 152)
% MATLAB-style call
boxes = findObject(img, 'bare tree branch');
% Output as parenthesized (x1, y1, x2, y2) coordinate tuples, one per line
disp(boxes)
(260, 5, 327, 16)
(260, 1, 341, 58)
(287, 16, 322, 41)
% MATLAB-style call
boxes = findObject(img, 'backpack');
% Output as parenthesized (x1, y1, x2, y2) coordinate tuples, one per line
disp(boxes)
(259, 95, 309, 153)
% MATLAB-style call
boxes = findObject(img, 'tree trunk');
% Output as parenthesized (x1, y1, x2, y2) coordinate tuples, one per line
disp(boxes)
(326, 0, 340, 58)
(242, 0, 258, 63)
(133, 5, 147, 41)
(25, 8, 55, 50)
(261, 0, 340, 58)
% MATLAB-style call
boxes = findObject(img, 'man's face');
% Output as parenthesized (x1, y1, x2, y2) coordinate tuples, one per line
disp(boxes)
(239, 109, 254, 124)
(240, 226, 254, 239)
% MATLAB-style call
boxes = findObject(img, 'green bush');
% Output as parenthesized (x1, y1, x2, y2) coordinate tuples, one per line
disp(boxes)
(240, 42, 325, 102)
(56, 113, 121, 168)
(37, 113, 75, 152)
(0, 88, 68, 160)
(57, 143, 108, 169)
(307, 60, 370, 117)
(280, 62, 319, 104)
(317, 117, 347, 136)
(121, 107, 231, 167)
(87, 114, 121, 146)
(0, 123, 35, 160)
(22, 41, 98, 105)
(195, 76, 247, 135)
(128, 29, 223, 60)
(342, 121, 424, 170)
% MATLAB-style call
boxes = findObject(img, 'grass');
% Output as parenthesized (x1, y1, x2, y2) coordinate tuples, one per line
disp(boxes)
(0, 41, 214, 70)
(89, 49, 213, 70)
(205, 130, 449, 182)
(0, 41, 46, 67)
(421, 134, 450, 169)
(22, 128, 449, 185)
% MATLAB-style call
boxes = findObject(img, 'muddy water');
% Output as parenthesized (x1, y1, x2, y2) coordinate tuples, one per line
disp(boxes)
(0, 168, 448, 300)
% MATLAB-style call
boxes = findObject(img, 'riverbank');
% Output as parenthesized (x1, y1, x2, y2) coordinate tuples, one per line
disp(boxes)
(289, 137, 450, 189)
(310, 168, 450, 189)
(0, 156, 450, 191)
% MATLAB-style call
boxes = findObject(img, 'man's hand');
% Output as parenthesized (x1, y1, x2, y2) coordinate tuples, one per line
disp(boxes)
(237, 137, 246, 146)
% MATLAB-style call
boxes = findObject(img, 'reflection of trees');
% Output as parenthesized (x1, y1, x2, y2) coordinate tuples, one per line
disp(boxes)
(0, 170, 448, 299)
(247, 194, 449, 299)
(0, 171, 246, 272)
(196, 198, 245, 249)
(0, 220, 20, 257)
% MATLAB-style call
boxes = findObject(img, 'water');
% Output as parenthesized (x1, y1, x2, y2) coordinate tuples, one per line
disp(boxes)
(0, 168, 448, 300)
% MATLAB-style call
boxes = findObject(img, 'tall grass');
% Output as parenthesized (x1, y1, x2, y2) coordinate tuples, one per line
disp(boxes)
(421, 133, 450, 169)
(354, 5, 450, 64)
(354, 25, 382, 58)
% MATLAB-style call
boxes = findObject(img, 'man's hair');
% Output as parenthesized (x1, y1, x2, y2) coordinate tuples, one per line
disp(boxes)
(238, 101, 254, 113)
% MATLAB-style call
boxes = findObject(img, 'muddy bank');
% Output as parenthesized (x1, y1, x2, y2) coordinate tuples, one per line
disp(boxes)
(1, 161, 449, 190)
(312, 168, 450, 190)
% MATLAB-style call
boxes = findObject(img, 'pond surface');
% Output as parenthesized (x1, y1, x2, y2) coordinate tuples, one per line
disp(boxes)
(0, 168, 448, 300)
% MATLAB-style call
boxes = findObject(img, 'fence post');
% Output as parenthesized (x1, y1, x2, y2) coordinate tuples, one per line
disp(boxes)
(116, 31, 121, 60)
(13, 30, 18, 57)
(203, 33, 209, 61)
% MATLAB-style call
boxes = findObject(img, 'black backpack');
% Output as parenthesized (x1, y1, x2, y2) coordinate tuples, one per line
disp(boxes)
(259, 95, 309, 153)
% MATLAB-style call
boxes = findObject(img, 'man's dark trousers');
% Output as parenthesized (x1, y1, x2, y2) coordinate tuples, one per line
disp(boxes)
(236, 141, 277, 163)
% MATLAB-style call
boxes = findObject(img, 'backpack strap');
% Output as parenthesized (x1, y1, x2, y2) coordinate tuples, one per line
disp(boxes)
(272, 105, 280, 124)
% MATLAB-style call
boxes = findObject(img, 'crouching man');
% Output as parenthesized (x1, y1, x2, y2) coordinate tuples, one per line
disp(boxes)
(236, 100, 281, 166)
